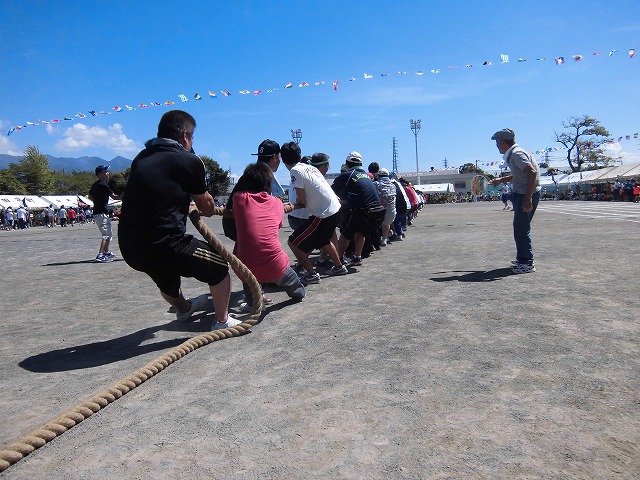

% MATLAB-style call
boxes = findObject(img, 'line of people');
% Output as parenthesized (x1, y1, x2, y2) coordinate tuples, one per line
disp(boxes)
(224, 140, 425, 311)
(116, 110, 424, 332)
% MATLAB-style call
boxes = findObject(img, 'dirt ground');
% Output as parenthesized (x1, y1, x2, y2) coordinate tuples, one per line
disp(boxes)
(0, 201, 638, 479)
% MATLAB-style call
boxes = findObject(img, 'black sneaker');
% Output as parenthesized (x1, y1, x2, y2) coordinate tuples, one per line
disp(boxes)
(349, 256, 362, 266)
(315, 258, 332, 268)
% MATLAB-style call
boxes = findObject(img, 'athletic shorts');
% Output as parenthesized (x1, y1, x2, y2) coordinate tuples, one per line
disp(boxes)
(340, 206, 386, 241)
(288, 212, 339, 254)
(95, 214, 113, 240)
(120, 235, 229, 298)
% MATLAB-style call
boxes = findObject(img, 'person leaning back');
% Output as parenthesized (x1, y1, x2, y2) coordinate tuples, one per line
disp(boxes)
(118, 110, 240, 330)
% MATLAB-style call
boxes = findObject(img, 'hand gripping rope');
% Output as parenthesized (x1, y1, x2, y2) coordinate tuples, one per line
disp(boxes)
(0, 205, 283, 472)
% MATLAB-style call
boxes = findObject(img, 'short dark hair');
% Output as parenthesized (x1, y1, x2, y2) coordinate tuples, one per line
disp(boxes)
(241, 162, 273, 193)
(157, 110, 196, 142)
(301, 155, 312, 165)
(311, 152, 330, 167)
(281, 141, 301, 166)
(368, 162, 379, 174)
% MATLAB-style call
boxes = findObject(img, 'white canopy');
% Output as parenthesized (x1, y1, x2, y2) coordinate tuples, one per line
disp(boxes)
(0, 195, 50, 210)
(413, 183, 454, 193)
(40, 195, 87, 209)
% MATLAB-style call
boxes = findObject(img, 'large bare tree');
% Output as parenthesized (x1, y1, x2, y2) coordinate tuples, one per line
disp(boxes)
(554, 115, 610, 172)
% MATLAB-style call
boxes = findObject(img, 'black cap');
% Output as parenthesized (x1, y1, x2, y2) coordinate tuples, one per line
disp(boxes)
(251, 139, 280, 157)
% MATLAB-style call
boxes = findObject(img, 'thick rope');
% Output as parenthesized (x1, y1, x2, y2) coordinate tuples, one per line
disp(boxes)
(0, 207, 266, 472)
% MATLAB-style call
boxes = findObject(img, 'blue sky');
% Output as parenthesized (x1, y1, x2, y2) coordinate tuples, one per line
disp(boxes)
(1, 1, 639, 183)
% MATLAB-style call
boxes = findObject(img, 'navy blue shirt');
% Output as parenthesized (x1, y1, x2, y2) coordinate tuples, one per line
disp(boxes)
(331, 167, 381, 209)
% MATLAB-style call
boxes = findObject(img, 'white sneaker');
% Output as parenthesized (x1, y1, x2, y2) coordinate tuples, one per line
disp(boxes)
(213, 317, 243, 330)
(176, 294, 209, 322)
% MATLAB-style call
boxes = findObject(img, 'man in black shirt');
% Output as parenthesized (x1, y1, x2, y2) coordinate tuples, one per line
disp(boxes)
(331, 151, 385, 266)
(88, 165, 122, 262)
(119, 110, 239, 330)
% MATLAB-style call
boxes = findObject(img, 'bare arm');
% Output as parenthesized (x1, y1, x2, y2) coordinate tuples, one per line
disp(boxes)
(192, 192, 217, 217)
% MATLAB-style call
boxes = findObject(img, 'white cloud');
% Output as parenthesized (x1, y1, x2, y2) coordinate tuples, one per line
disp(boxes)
(0, 126, 22, 155)
(602, 141, 640, 164)
(55, 123, 143, 156)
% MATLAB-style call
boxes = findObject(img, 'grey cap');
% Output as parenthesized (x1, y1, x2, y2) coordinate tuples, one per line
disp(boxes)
(491, 128, 515, 141)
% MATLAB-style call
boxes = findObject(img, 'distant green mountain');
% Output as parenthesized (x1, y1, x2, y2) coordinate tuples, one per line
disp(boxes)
(0, 154, 132, 172)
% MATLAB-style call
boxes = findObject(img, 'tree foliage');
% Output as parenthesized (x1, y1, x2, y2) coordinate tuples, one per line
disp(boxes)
(11, 146, 57, 195)
(554, 115, 611, 172)
(458, 163, 485, 174)
(200, 155, 230, 198)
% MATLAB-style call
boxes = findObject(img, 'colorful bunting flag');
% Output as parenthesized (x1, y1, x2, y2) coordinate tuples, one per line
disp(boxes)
(6, 44, 640, 138)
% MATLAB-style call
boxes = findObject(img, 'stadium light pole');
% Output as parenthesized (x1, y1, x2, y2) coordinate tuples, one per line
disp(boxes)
(291, 128, 302, 144)
(410, 119, 421, 185)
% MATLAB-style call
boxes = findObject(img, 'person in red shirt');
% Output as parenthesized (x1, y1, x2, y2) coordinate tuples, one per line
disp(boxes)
(67, 207, 77, 226)
(233, 162, 305, 312)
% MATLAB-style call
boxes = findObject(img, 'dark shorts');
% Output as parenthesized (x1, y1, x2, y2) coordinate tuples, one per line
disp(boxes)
(288, 213, 339, 254)
(340, 206, 386, 241)
(120, 235, 229, 298)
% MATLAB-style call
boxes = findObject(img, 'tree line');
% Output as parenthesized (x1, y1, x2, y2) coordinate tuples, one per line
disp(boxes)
(0, 146, 230, 199)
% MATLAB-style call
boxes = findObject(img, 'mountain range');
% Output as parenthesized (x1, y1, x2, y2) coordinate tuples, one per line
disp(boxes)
(0, 154, 132, 172)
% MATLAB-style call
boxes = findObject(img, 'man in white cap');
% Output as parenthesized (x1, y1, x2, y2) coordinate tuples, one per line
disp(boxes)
(488, 128, 541, 274)
(331, 151, 385, 266)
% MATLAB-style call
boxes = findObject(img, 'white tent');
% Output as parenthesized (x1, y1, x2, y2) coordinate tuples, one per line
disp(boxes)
(40, 195, 86, 209)
(413, 183, 454, 193)
(0, 195, 50, 210)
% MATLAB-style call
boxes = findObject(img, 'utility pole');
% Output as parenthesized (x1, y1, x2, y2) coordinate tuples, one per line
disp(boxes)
(392, 137, 399, 174)
(291, 129, 302, 144)
(443, 157, 448, 169)
(410, 119, 421, 185)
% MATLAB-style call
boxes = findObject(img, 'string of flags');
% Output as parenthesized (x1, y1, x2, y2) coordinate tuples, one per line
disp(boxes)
(2, 47, 637, 138)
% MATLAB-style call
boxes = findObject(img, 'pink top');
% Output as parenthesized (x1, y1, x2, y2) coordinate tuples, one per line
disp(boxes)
(233, 192, 290, 283)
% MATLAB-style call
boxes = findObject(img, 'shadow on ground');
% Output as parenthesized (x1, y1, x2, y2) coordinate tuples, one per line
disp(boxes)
(430, 267, 512, 282)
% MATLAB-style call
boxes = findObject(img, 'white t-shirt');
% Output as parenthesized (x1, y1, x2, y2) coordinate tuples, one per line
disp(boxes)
(289, 163, 341, 218)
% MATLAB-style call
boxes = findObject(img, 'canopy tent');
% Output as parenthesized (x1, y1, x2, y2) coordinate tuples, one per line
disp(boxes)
(0, 195, 50, 210)
(588, 163, 640, 182)
(413, 183, 454, 193)
(40, 195, 88, 209)
(556, 169, 607, 185)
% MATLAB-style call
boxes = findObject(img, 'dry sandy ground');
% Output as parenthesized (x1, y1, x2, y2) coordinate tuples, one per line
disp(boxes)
(0, 201, 638, 479)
